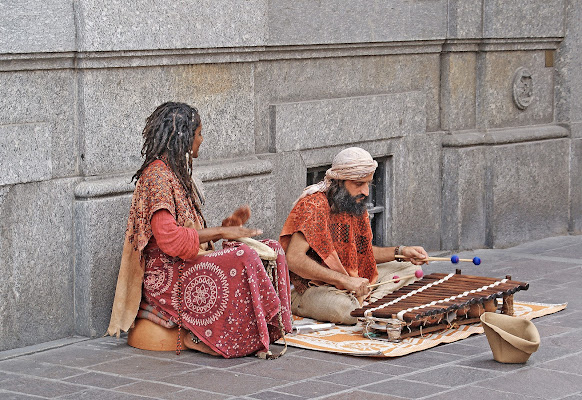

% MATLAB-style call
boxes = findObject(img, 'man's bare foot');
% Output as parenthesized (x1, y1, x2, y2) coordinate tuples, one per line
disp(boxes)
(183, 332, 220, 356)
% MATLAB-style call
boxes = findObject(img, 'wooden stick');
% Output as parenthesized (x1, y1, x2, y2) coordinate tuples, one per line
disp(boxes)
(368, 271, 422, 288)
(394, 255, 475, 263)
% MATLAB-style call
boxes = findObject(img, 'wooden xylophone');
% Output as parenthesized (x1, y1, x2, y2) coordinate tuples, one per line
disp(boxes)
(351, 270, 529, 341)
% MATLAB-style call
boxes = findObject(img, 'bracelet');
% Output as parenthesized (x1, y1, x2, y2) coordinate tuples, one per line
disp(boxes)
(394, 246, 403, 261)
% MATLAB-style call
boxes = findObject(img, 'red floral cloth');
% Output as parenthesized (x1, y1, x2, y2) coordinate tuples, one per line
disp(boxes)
(143, 240, 291, 358)
(111, 159, 292, 358)
(280, 192, 378, 293)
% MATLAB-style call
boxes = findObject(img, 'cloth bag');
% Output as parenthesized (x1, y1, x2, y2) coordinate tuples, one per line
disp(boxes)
(480, 312, 540, 363)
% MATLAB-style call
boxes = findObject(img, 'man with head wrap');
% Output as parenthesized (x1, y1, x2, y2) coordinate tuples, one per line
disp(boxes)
(280, 147, 429, 325)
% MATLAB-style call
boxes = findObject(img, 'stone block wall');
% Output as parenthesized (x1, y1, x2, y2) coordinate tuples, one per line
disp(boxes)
(0, 0, 579, 350)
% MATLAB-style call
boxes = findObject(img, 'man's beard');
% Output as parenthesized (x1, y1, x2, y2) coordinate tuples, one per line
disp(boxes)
(329, 184, 368, 216)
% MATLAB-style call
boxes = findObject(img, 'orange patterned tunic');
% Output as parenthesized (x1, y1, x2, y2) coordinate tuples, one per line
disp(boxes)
(280, 192, 378, 293)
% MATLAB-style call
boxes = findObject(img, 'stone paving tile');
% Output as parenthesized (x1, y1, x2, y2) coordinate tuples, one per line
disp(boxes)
(403, 365, 500, 387)
(537, 310, 582, 329)
(537, 352, 582, 375)
(250, 390, 305, 400)
(511, 235, 582, 252)
(428, 342, 489, 357)
(274, 379, 349, 398)
(146, 350, 259, 369)
(0, 374, 86, 398)
(362, 378, 449, 399)
(422, 385, 545, 400)
(114, 380, 187, 398)
(87, 354, 202, 380)
(83, 336, 260, 369)
(456, 354, 534, 372)
(561, 396, 582, 400)
(525, 332, 582, 365)
(320, 389, 406, 400)
(80, 336, 133, 351)
(533, 323, 575, 338)
(474, 367, 582, 399)
(0, 358, 85, 379)
(490, 259, 576, 282)
(160, 388, 230, 400)
(62, 371, 138, 389)
(541, 243, 582, 259)
(28, 345, 131, 368)
(229, 354, 349, 381)
(361, 362, 416, 376)
(0, 371, 12, 383)
(161, 368, 283, 396)
(0, 392, 44, 400)
(385, 350, 459, 369)
(451, 333, 489, 348)
(291, 349, 380, 367)
(58, 387, 154, 399)
(318, 368, 391, 386)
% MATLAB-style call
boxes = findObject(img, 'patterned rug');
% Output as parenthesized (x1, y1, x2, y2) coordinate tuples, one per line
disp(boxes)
(278, 301, 567, 357)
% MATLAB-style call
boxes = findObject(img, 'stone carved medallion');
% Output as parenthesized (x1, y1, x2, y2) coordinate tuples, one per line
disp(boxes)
(512, 67, 533, 110)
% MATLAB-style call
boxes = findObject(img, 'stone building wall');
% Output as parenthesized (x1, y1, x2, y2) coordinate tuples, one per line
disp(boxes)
(0, 0, 579, 350)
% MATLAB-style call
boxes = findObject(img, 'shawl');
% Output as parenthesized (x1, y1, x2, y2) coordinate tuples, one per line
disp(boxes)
(107, 160, 207, 337)
(280, 192, 378, 292)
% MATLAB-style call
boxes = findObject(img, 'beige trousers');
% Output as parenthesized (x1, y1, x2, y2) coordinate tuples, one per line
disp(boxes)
(290, 262, 421, 325)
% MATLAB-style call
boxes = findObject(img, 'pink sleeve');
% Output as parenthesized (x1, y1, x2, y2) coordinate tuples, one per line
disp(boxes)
(151, 209, 200, 260)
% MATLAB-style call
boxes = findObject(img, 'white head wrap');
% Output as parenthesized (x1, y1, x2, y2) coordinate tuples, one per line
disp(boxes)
(294, 147, 378, 205)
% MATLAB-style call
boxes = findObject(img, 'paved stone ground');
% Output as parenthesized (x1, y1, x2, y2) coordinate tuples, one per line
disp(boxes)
(1, 234, 581, 400)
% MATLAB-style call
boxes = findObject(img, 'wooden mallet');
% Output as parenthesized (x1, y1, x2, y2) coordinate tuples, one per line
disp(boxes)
(368, 269, 424, 288)
(395, 254, 481, 265)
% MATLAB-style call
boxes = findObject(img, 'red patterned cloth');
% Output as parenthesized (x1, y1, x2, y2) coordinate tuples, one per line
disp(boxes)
(108, 159, 292, 358)
(280, 192, 378, 293)
(143, 240, 291, 358)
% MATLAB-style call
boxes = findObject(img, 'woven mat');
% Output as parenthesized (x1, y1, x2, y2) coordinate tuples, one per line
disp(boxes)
(277, 301, 567, 357)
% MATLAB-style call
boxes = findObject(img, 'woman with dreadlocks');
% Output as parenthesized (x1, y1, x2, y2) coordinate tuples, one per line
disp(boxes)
(107, 102, 292, 358)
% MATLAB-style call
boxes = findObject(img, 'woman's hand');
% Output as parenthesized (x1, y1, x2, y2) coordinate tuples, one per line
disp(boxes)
(219, 226, 262, 240)
(222, 205, 251, 227)
(196, 225, 262, 244)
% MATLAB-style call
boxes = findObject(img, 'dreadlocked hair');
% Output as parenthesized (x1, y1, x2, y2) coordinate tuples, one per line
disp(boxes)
(133, 102, 201, 201)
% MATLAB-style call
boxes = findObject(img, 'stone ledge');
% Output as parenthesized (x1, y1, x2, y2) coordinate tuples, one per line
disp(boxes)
(442, 125, 569, 148)
(0, 36, 563, 71)
(443, 37, 563, 53)
(74, 158, 273, 199)
(0, 41, 443, 71)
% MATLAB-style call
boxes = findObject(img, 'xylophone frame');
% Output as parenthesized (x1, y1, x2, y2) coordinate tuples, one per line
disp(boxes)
(355, 269, 527, 341)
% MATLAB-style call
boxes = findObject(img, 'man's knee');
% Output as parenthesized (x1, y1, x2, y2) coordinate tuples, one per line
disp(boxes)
(371, 261, 422, 302)
(291, 286, 360, 325)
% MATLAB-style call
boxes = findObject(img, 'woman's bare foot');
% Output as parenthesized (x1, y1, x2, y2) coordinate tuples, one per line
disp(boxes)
(183, 332, 220, 356)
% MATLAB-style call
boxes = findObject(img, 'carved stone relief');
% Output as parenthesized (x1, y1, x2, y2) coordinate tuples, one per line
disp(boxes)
(512, 67, 534, 110)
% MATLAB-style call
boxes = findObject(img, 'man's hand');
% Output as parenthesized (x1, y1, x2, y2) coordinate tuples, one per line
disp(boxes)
(401, 246, 429, 265)
(341, 276, 371, 298)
